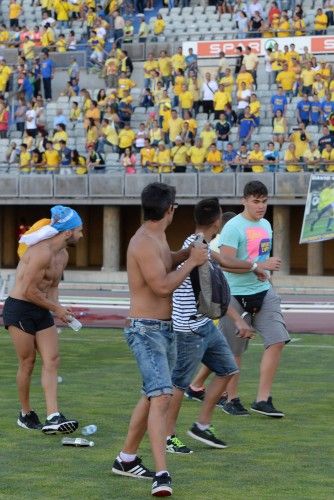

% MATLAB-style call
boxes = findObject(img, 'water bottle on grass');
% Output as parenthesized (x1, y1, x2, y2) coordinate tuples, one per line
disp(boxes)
(81, 425, 97, 436)
(62, 437, 94, 447)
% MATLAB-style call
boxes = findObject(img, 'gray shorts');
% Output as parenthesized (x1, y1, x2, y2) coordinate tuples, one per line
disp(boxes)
(219, 287, 290, 356)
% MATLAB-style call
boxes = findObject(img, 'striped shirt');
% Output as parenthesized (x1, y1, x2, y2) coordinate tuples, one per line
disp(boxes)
(172, 234, 210, 333)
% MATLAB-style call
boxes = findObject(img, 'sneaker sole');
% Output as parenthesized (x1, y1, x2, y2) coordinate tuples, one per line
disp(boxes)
(250, 408, 284, 418)
(220, 408, 250, 416)
(17, 419, 42, 430)
(111, 467, 153, 480)
(152, 486, 173, 496)
(187, 430, 227, 449)
(42, 421, 79, 435)
(184, 394, 204, 402)
(166, 447, 193, 455)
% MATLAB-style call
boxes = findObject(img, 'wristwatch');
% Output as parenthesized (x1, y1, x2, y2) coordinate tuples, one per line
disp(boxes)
(250, 262, 258, 272)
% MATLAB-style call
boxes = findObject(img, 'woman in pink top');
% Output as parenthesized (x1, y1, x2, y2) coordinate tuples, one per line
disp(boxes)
(121, 147, 136, 174)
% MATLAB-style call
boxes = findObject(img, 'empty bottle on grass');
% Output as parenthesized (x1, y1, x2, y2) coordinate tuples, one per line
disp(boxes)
(62, 437, 94, 447)
(81, 425, 97, 436)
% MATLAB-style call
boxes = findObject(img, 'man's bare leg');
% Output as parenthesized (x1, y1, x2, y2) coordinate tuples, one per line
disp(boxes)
(147, 395, 171, 472)
(36, 326, 59, 415)
(190, 358, 242, 402)
(9, 326, 36, 414)
(122, 394, 171, 471)
(190, 364, 211, 390)
(122, 396, 150, 454)
(166, 387, 184, 437)
(197, 374, 233, 425)
(256, 342, 285, 402)
(225, 356, 242, 400)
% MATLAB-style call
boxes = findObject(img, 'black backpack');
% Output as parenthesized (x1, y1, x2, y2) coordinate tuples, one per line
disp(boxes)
(190, 235, 231, 320)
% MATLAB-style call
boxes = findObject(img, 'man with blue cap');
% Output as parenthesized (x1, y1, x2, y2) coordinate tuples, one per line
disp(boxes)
(3, 206, 83, 434)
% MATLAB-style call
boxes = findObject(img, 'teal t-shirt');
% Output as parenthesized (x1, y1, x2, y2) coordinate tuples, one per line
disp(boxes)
(218, 213, 272, 296)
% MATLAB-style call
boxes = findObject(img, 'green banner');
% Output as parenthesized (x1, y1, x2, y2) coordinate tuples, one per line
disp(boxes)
(300, 174, 334, 243)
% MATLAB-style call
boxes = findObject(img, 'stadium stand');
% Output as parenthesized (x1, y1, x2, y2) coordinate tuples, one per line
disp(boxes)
(1, 0, 334, 176)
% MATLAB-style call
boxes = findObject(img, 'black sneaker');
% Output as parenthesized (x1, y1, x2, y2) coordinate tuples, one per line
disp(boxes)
(42, 413, 79, 434)
(17, 410, 42, 430)
(251, 397, 285, 418)
(184, 387, 205, 402)
(166, 435, 193, 454)
(187, 423, 227, 449)
(112, 456, 154, 480)
(221, 397, 250, 416)
(151, 472, 172, 497)
(216, 394, 228, 408)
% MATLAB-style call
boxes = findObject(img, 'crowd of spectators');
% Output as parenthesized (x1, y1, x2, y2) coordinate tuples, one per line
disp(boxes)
(1, 0, 334, 174)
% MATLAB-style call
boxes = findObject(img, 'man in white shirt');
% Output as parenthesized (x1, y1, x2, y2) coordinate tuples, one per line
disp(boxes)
(25, 102, 37, 138)
(113, 10, 125, 48)
(247, 0, 264, 18)
(243, 45, 259, 89)
(41, 12, 56, 27)
(202, 72, 218, 119)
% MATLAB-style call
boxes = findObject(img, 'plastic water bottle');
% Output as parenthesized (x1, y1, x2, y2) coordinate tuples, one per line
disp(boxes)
(81, 425, 97, 436)
(67, 316, 82, 332)
(57, 376, 63, 383)
(62, 437, 94, 447)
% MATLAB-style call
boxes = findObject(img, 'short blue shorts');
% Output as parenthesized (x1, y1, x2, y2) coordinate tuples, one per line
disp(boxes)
(172, 320, 239, 391)
(124, 318, 176, 398)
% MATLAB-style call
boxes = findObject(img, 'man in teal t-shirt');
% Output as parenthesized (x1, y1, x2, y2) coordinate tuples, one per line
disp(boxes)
(217, 181, 290, 418)
(220, 214, 272, 296)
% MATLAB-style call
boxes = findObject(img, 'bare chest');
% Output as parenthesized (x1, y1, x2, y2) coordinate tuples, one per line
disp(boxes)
(43, 254, 66, 287)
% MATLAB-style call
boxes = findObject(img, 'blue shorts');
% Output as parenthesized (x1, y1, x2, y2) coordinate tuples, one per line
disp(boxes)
(172, 320, 239, 391)
(124, 318, 176, 398)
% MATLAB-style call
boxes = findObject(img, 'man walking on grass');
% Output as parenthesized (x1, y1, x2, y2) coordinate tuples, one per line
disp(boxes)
(3, 206, 83, 434)
(188, 181, 290, 417)
(112, 183, 208, 497)
(165, 198, 255, 455)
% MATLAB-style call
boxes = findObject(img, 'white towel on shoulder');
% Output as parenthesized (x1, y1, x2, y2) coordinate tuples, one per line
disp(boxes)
(19, 225, 59, 246)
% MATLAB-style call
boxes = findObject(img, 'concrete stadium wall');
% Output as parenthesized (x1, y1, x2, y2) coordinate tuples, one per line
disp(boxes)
(0, 173, 312, 204)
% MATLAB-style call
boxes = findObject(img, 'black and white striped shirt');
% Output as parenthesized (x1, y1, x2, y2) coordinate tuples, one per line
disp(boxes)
(172, 234, 211, 333)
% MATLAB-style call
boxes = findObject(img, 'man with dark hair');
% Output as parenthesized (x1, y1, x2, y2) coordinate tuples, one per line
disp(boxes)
(165, 199, 255, 454)
(112, 183, 208, 497)
(58, 140, 72, 174)
(318, 125, 333, 153)
(217, 181, 290, 417)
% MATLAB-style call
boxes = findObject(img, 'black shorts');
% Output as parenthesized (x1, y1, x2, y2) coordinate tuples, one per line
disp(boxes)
(3, 297, 54, 336)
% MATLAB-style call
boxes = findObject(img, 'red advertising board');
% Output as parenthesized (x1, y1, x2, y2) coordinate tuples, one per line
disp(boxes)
(197, 39, 261, 57)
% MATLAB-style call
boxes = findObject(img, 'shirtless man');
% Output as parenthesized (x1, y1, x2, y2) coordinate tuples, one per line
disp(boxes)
(3, 205, 83, 434)
(112, 183, 208, 497)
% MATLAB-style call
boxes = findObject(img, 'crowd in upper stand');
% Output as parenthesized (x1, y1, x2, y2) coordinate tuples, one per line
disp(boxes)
(1, 0, 334, 174)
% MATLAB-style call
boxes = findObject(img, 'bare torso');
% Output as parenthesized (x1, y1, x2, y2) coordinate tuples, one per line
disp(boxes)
(10, 242, 68, 305)
(127, 226, 173, 320)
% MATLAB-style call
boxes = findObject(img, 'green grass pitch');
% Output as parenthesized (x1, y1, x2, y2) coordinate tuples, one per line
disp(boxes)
(0, 328, 333, 500)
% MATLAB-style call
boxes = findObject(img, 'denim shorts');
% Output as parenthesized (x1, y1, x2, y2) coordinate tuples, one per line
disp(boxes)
(172, 320, 239, 391)
(124, 318, 176, 398)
